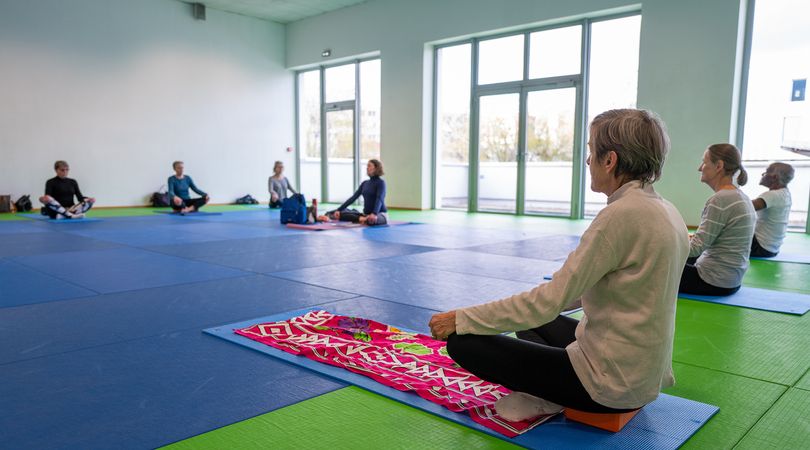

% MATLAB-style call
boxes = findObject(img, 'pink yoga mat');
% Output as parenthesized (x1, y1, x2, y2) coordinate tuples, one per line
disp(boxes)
(235, 310, 555, 437)
(286, 220, 409, 231)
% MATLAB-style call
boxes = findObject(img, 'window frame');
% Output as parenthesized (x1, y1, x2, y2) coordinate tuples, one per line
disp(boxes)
(431, 11, 641, 218)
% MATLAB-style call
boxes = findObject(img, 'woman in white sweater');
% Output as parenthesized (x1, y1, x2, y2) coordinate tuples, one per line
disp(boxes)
(679, 144, 755, 296)
(428, 109, 689, 421)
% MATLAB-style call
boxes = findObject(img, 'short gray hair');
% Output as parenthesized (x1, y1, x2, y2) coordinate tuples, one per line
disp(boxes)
(589, 109, 671, 184)
(769, 162, 795, 186)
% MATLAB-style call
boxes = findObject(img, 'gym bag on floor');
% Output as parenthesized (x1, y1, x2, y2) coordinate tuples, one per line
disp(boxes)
(280, 193, 307, 224)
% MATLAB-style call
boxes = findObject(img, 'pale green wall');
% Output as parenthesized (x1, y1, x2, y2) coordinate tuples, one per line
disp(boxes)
(286, 0, 745, 224)
(0, 0, 294, 206)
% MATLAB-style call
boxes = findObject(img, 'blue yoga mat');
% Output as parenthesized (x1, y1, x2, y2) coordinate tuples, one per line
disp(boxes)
(21, 213, 102, 223)
(679, 286, 810, 315)
(751, 253, 810, 265)
(206, 307, 718, 449)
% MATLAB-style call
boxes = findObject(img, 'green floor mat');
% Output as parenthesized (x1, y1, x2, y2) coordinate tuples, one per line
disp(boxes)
(796, 370, 810, 391)
(80, 207, 162, 217)
(744, 260, 810, 294)
(387, 209, 592, 235)
(161, 386, 518, 450)
(734, 388, 810, 450)
(663, 363, 786, 450)
(673, 300, 810, 385)
(0, 213, 29, 221)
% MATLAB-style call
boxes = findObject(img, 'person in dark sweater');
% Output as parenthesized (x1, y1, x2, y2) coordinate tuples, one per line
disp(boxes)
(39, 160, 95, 219)
(168, 161, 209, 214)
(327, 159, 388, 225)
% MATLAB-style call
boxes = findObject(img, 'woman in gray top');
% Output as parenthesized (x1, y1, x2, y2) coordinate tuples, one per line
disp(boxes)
(268, 161, 297, 208)
(679, 144, 756, 296)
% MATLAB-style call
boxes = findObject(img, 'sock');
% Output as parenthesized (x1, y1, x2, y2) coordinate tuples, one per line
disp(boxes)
(494, 392, 563, 421)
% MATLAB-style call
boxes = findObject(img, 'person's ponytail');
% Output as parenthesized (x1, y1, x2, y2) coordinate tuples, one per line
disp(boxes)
(737, 167, 748, 186)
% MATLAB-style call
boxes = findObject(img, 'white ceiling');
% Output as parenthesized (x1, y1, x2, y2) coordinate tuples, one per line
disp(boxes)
(183, 0, 369, 24)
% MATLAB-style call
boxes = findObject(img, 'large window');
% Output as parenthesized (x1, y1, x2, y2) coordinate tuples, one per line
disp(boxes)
(297, 59, 381, 204)
(740, 0, 810, 231)
(433, 14, 641, 217)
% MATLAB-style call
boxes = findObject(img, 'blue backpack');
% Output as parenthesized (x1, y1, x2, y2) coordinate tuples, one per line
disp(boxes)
(280, 194, 307, 224)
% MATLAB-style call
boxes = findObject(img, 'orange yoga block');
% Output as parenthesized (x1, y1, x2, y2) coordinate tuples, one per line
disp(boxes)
(563, 408, 641, 432)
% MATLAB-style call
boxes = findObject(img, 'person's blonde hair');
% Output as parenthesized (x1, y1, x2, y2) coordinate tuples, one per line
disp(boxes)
(589, 109, 670, 184)
(368, 159, 384, 177)
(707, 144, 747, 186)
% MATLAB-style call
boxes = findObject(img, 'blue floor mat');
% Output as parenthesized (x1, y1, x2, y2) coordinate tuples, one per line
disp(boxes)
(197, 237, 434, 274)
(679, 287, 810, 315)
(154, 210, 222, 216)
(178, 209, 279, 222)
(381, 249, 562, 284)
(271, 260, 537, 311)
(161, 221, 303, 239)
(467, 234, 581, 261)
(206, 307, 718, 450)
(0, 275, 358, 365)
(0, 329, 344, 450)
(0, 259, 96, 308)
(10, 248, 249, 294)
(751, 253, 810, 265)
(20, 213, 103, 222)
(145, 233, 335, 259)
(0, 221, 47, 234)
(354, 223, 543, 249)
(62, 226, 229, 247)
(0, 232, 121, 257)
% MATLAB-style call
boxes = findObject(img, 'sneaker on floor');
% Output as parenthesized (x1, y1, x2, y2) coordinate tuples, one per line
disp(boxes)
(69, 213, 85, 219)
(494, 392, 563, 422)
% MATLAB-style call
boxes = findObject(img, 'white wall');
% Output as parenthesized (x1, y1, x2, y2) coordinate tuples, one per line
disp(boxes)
(286, 0, 746, 224)
(0, 0, 294, 207)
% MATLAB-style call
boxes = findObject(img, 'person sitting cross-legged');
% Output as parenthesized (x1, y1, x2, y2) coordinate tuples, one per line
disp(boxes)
(751, 162, 794, 257)
(39, 160, 95, 219)
(168, 161, 209, 214)
(429, 109, 689, 421)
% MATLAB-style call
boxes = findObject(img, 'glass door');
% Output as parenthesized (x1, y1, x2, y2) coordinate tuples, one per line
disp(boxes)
(524, 87, 577, 215)
(325, 106, 356, 203)
(475, 93, 520, 213)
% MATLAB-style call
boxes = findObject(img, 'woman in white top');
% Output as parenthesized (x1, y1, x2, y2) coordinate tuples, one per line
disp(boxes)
(428, 109, 689, 420)
(679, 144, 756, 296)
(751, 162, 793, 257)
(268, 161, 297, 208)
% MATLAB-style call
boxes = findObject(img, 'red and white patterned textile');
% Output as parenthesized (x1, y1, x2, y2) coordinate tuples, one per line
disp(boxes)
(235, 310, 555, 437)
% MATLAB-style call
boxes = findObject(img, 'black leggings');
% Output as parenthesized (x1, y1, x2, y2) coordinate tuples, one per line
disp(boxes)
(750, 235, 778, 258)
(446, 315, 635, 413)
(678, 257, 740, 296)
(172, 197, 207, 212)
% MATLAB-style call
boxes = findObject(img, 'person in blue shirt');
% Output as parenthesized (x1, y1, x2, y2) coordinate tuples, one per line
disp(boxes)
(167, 161, 209, 214)
(327, 159, 388, 225)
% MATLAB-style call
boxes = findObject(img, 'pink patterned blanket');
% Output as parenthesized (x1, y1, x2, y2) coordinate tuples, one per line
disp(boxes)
(235, 310, 555, 437)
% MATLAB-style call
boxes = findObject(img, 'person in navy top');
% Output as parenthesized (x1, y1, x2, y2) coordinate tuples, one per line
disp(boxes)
(167, 161, 209, 214)
(39, 160, 95, 219)
(328, 159, 388, 225)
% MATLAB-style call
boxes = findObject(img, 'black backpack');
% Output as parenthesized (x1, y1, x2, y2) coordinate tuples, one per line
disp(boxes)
(15, 195, 32, 212)
(235, 194, 259, 205)
(151, 191, 171, 207)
